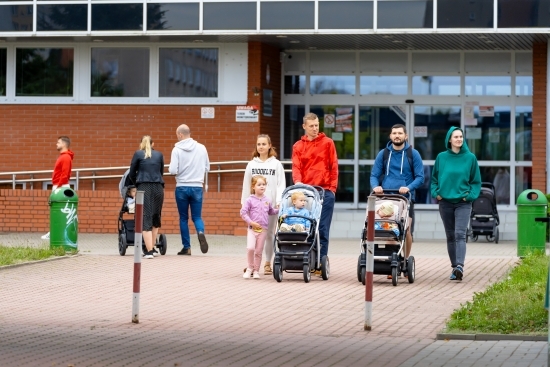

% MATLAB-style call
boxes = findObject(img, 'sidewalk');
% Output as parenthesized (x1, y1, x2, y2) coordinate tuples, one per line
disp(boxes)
(0, 233, 546, 367)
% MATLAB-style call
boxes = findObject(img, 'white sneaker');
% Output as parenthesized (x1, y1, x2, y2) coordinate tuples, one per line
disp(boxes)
(243, 268, 252, 279)
(152, 249, 159, 257)
(253, 271, 260, 279)
(41, 232, 50, 240)
(143, 251, 154, 259)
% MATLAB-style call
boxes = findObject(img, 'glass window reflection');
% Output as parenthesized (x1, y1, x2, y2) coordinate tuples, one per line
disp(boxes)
(360, 76, 407, 95)
(16, 48, 73, 96)
(515, 76, 533, 96)
(359, 165, 372, 202)
(283, 105, 306, 159)
(310, 105, 355, 159)
(515, 106, 532, 161)
(378, 1, 433, 28)
(0, 5, 32, 31)
(337, 165, 354, 203)
(412, 76, 460, 95)
(359, 105, 408, 159)
(37, 4, 87, 31)
(310, 75, 355, 95)
(413, 106, 461, 160)
(284, 75, 306, 94)
(479, 166, 511, 205)
(415, 165, 439, 204)
(438, 0, 493, 28)
(159, 48, 218, 97)
(147, 3, 199, 30)
(91, 48, 149, 97)
(515, 166, 532, 204)
(0, 48, 6, 96)
(465, 106, 510, 161)
(465, 76, 511, 96)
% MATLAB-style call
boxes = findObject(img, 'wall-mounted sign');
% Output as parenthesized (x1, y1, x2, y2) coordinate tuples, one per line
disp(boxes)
(263, 89, 273, 117)
(414, 126, 428, 138)
(236, 106, 259, 122)
(201, 107, 215, 119)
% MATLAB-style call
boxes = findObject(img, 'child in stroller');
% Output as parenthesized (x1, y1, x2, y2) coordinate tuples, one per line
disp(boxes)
(279, 192, 311, 233)
(118, 169, 167, 256)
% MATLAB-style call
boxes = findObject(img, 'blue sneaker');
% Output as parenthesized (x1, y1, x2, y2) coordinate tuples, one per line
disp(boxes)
(449, 271, 457, 280)
(453, 265, 464, 281)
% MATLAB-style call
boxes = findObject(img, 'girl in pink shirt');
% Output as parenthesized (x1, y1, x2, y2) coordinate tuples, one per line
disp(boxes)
(240, 175, 279, 279)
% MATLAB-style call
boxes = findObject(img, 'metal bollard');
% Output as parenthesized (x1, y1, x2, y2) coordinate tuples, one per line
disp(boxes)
(364, 195, 376, 331)
(132, 191, 144, 324)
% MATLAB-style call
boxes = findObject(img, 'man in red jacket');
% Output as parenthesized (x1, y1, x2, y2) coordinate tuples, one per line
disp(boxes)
(292, 113, 338, 274)
(42, 136, 74, 240)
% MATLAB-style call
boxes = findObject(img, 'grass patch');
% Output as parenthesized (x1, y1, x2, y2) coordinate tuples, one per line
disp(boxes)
(0, 245, 77, 267)
(446, 251, 548, 335)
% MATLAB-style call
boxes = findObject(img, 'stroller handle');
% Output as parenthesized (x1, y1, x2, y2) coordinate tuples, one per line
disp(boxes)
(370, 189, 411, 201)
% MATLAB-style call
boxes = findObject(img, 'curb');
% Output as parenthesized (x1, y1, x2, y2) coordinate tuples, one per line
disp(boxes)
(437, 333, 547, 341)
(0, 254, 80, 270)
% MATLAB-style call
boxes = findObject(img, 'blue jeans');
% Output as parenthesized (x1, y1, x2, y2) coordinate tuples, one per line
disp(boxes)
(175, 186, 205, 249)
(438, 200, 472, 268)
(319, 190, 335, 260)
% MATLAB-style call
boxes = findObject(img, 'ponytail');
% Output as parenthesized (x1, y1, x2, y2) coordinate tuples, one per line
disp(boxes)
(140, 135, 153, 159)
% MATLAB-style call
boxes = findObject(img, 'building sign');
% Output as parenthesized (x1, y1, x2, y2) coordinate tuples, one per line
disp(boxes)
(414, 126, 428, 138)
(263, 89, 273, 117)
(201, 107, 215, 119)
(236, 105, 259, 122)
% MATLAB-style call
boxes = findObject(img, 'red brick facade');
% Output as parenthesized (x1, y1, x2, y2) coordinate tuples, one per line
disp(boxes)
(0, 41, 282, 235)
(532, 42, 547, 192)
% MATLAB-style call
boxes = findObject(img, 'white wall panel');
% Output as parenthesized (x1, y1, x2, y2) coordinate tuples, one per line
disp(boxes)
(220, 43, 248, 104)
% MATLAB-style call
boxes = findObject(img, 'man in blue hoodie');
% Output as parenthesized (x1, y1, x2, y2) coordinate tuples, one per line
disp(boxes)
(370, 124, 424, 260)
(169, 124, 210, 255)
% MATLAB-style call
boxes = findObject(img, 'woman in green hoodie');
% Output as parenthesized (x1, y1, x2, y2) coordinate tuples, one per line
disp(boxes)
(431, 127, 481, 281)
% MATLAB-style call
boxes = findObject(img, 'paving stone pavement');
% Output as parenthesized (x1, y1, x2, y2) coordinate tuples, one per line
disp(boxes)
(0, 233, 546, 367)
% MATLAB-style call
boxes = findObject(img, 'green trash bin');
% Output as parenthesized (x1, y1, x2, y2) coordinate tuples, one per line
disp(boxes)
(49, 187, 78, 250)
(517, 189, 547, 257)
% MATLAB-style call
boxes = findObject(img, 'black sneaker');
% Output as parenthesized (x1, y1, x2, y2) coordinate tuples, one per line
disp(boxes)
(177, 248, 191, 256)
(198, 232, 209, 254)
(452, 265, 464, 281)
(143, 251, 154, 259)
(152, 248, 159, 257)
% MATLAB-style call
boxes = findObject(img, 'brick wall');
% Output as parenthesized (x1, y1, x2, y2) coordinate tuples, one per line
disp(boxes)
(0, 189, 245, 236)
(532, 42, 547, 192)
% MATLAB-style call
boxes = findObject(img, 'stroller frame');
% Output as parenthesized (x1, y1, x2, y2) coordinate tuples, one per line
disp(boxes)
(467, 182, 500, 243)
(357, 192, 415, 287)
(272, 184, 328, 283)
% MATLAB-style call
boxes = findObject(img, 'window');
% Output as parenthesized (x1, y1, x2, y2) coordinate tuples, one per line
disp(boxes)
(360, 76, 407, 95)
(413, 105, 461, 160)
(310, 105, 355, 160)
(515, 106, 532, 161)
(260, 1, 314, 29)
(516, 76, 533, 96)
(159, 48, 218, 97)
(412, 76, 460, 95)
(92, 4, 143, 31)
(0, 6, 33, 32)
(16, 48, 73, 96)
(378, 1, 433, 28)
(438, 0, 493, 28)
(310, 76, 355, 95)
(37, 4, 87, 31)
(284, 75, 306, 94)
(465, 76, 511, 96)
(147, 3, 199, 30)
(203, 2, 256, 30)
(0, 48, 5, 96)
(91, 48, 149, 97)
(318, 1, 373, 29)
(498, 0, 550, 27)
(466, 106, 510, 161)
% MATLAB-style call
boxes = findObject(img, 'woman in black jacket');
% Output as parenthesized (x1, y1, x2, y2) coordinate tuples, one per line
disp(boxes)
(129, 135, 165, 259)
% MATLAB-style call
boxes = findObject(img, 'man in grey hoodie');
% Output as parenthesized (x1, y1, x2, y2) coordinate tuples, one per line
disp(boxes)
(169, 124, 210, 255)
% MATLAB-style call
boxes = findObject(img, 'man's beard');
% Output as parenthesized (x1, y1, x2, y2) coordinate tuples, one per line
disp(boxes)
(392, 140, 405, 147)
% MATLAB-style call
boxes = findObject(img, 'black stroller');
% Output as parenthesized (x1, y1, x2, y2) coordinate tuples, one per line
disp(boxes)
(118, 169, 168, 256)
(272, 184, 327, 283)
(467, 182, 500, 243)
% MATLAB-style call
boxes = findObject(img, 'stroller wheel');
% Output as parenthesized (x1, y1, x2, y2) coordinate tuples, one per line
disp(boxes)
(357, 254, 362, 283)
(158, 234, 167, 255)
(273, 263, 283, 283)
(118, 234, 127, 256)
(361, 267, 366, 285)
(495, 227, 499, 244)
(472, 235, 478, 242)
(303, 264, 311, 283)
(407, 256, 415, 284)
(391, 266, 398, 286)
(321, 256, 330, 280)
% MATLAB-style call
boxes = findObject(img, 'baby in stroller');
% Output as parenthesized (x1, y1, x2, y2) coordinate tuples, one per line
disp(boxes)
(125, 186, 137, 214)
(279, 192, 311, 233)
(374, 202, 400, 237)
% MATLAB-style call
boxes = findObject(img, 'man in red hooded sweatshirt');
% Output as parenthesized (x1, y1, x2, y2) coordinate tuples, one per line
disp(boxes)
(42, 136, 74, 240)
(292, 113, 338, 276)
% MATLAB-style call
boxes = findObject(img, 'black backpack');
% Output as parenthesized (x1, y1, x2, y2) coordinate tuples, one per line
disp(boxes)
(378, 147, 415, 185)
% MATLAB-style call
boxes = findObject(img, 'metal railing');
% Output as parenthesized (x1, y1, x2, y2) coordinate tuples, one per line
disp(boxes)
(0, 160, 293, 192)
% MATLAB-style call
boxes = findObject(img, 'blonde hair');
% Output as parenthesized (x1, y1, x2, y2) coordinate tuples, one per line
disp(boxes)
(291, 191, 306, 202)
(250, 175, 267, 195)
(140, 135, 153, 159)
(252, 134, 278, 159)
(303, 112, 318, 124)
